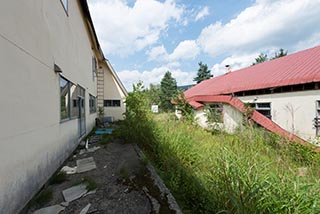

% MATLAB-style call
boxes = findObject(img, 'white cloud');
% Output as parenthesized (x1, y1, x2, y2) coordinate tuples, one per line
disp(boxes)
(166, 61, 181, 68)
(117, 66, 194, 91)
(292, 32, 320, 52)
(195, 6, 210, 21)
(147, 45, 168, 61)
(198, 0, 320, 57)
(169, 40, 200, 60)
(88, 0, 184, 56)
(147, 40, 199, 62)
(211, 53, 259, 76)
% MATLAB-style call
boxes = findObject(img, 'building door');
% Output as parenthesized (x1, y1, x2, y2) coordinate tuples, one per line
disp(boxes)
(78, 86, 86, 137)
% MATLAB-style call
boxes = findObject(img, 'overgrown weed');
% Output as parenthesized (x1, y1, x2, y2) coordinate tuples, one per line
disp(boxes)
(118, 82, 320, 213)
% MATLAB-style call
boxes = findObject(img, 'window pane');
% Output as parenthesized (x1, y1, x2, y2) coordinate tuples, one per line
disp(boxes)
(113, 100, 120, 107)
(60, 77, 69, 120)
(61, 0, 68, 13)
(257, 103, 270, 108)
(78, 86, 85, 97)
(104, 99, 121, 107)
(90, 95, 97, 113)
(70, 84, 79, 118)
(104, 100, 112, 107)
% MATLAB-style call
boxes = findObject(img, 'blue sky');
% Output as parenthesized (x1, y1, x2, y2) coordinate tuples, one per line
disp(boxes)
(88, 0, 320, 91)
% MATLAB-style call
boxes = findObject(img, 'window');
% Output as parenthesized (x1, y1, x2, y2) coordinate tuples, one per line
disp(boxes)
(104, 99, 121, 107)
(70, 84, 78, 118)
(208, 103, 223, 123)
(250, 102, 271, 119)
(60, 0, 68, 14)
(92, 57, 97, 81)
(60, 77, 69, 120)
(89, 95, 97, 113)
(60, 75, 82, 121)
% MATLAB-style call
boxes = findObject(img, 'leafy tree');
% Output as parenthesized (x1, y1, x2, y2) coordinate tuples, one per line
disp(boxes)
(194, 61, 213, 83)
(160, 71, 177, 111)
(252, 53, 268, 65)
(121, 81, 155, 147)
(144, 84, 161, 106)
(272, 48, 287, 59)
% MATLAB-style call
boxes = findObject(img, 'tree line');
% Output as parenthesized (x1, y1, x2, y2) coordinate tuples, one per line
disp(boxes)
(138, 48, 288, 112)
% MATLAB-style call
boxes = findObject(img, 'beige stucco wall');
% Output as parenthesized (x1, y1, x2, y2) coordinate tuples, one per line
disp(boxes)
(102, 63, 126, 121)
(194, 104, 243, 133)
(194, 109, 209, 128)
(0, 1, 97, 213)
(239, 90, 320, 142)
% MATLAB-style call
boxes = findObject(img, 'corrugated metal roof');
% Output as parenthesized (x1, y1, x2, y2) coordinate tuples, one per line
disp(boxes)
(189, 100, 203, 109)
(185, 45, 320, 98)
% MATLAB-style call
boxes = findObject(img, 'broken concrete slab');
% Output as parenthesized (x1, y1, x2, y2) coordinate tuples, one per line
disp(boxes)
(76, 157, 97, 173)
(60, 166, 77, 175)
(60, 201, 69, 207)
(33, 205, 65, 214)
(79, 146, 101, 155)
(62, 184, 87, 202)
(83, 189, 96, 197)
(79, 203, 91, 214)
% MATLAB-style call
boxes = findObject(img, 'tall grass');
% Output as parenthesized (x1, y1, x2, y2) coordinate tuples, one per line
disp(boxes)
(120, 86, 320, 213)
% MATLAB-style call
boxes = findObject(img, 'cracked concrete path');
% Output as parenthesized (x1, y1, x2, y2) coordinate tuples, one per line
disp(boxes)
(22, 134, 180, 214)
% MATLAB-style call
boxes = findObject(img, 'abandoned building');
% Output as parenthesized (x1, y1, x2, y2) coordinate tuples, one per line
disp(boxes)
(183, 45, 320, 143)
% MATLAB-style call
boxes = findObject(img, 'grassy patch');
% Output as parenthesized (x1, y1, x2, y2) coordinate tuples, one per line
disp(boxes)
(120, 113, 320, 213)
(74, 177, 97, 191)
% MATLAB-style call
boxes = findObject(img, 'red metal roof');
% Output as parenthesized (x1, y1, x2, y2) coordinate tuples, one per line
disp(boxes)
(185, 45, 320, 98)
(189, 100, 204, 109)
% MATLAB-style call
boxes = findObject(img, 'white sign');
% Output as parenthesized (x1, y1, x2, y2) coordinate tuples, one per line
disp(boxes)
(151, 105, 158, 113)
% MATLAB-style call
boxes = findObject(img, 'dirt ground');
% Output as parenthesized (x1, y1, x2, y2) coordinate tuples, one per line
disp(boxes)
(21, 132, 179, 214)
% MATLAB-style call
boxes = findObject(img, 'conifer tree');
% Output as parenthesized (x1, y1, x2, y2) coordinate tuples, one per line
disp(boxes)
(160, 71, 177, 111)
(194, 61, 213, 84)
